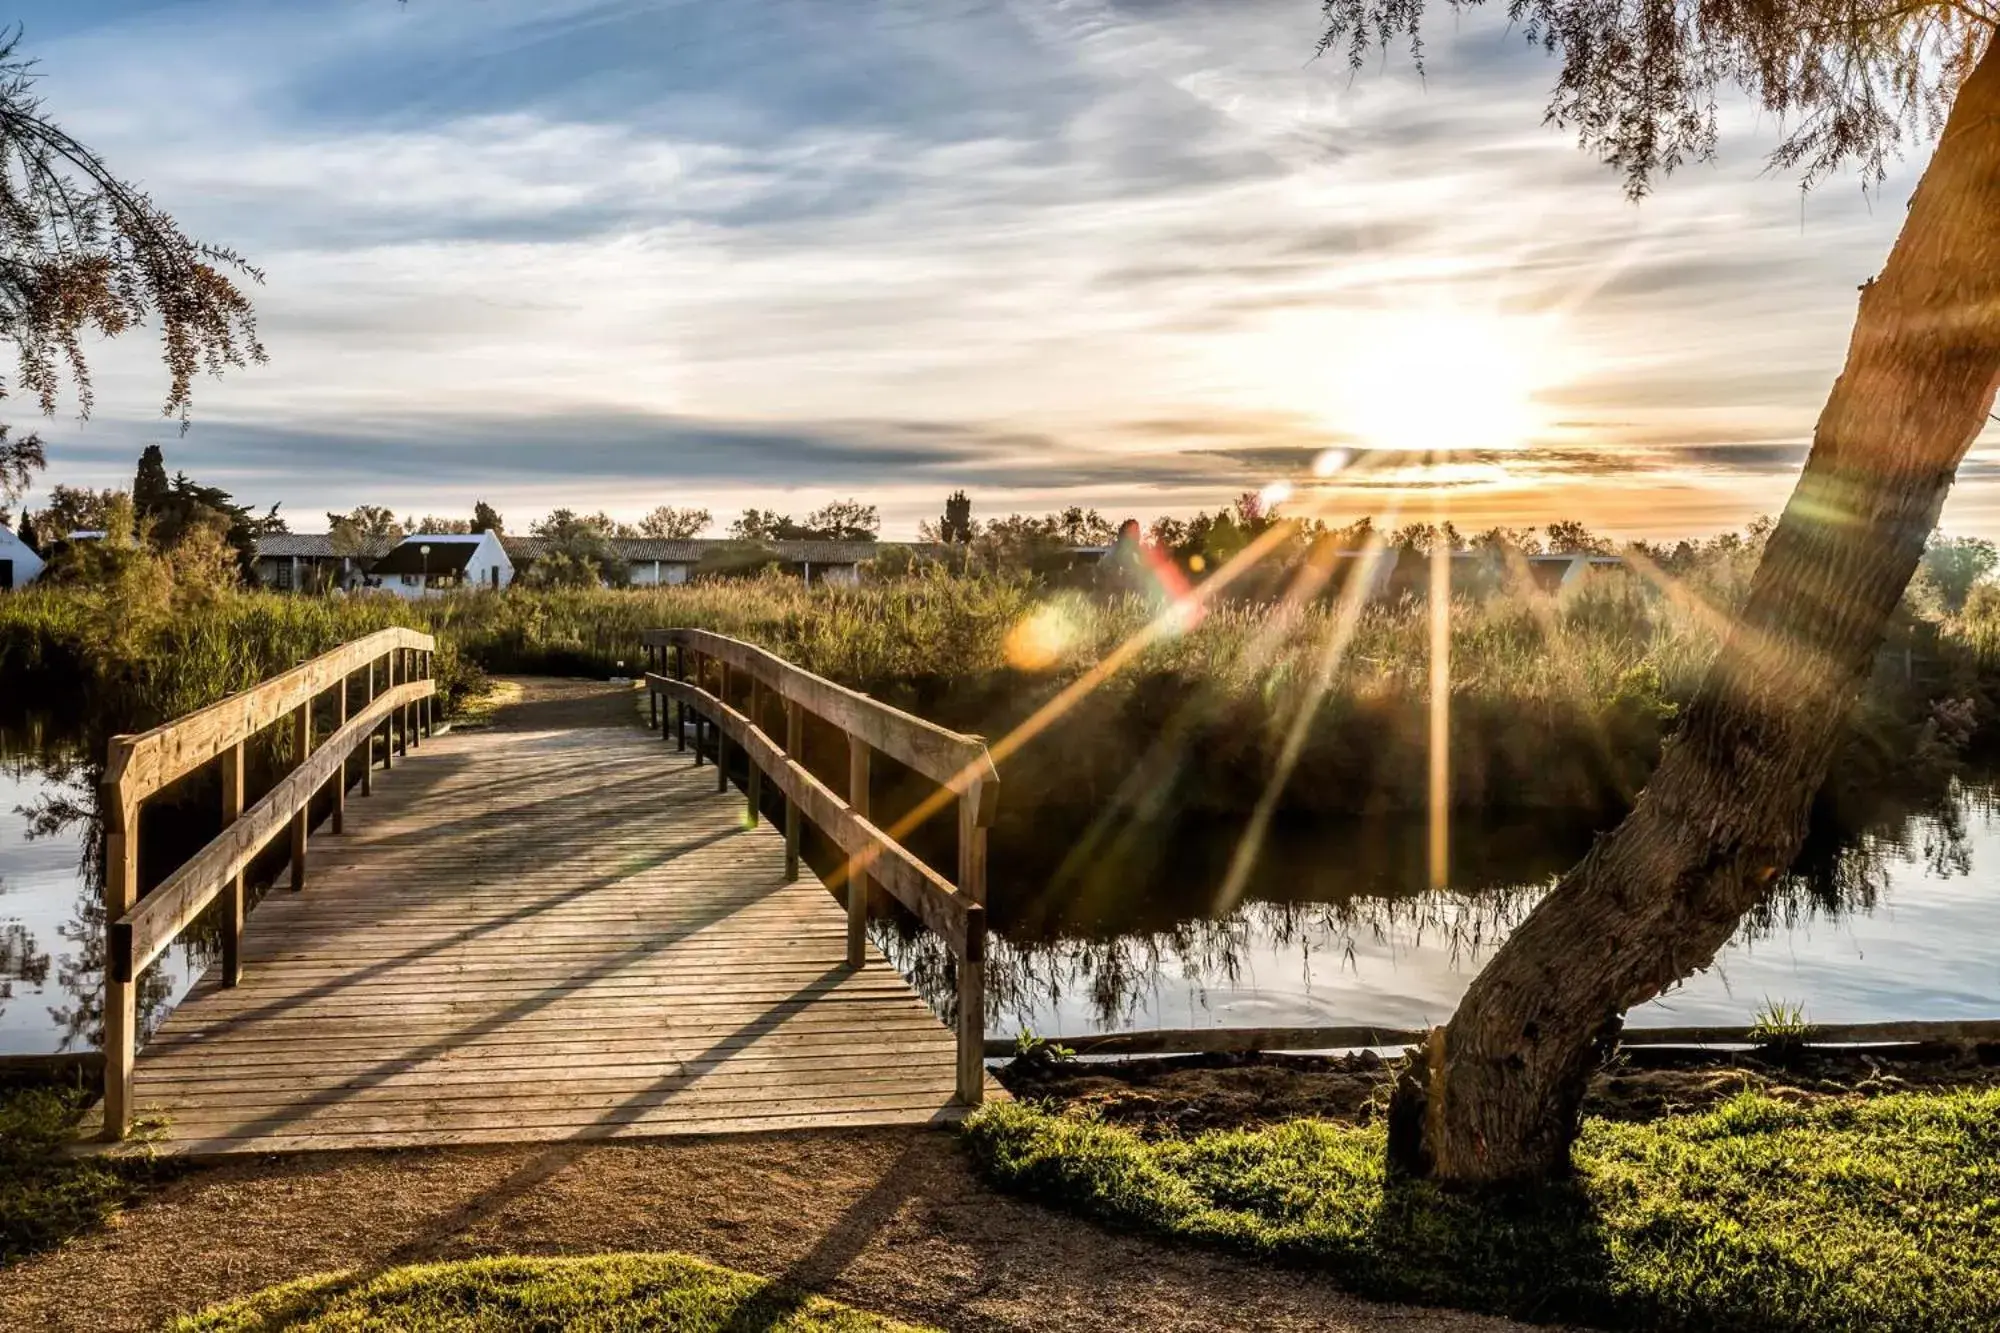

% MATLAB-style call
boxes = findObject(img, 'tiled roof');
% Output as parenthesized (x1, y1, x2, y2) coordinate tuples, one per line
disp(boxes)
(254, 533, 395, 559)
(501, 537, 913, 566)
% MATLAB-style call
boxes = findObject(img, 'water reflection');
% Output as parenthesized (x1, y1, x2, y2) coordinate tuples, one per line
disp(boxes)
(4, 701, 1997, 1055)
(882, 780, 2000, 1038)
(0, 717, 191, 1056)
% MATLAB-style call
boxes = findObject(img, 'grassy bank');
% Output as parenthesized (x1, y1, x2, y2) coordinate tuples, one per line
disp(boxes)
(170, 1254, 933, 1332)
(964, 1090, 2000, 1333)
(5, 567, 1996, 823)
(0, 1074, 169, 1265)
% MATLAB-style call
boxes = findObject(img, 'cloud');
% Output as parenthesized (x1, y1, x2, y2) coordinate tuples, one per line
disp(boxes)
(6, 0, 1979, 540)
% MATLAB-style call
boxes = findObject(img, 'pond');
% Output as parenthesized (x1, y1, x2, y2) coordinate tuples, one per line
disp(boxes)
(4, 705, 1997, 1056)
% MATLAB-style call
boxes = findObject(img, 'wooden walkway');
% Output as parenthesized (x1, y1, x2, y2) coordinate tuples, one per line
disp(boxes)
(109, 679, 981, 1156)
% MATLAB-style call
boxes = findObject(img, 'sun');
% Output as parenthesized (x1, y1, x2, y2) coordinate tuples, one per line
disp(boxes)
(1336, 307, 1551, 455)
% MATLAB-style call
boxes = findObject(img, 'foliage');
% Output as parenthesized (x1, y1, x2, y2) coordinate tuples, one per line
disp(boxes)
(0, 421, 41, 522)
(169, 1254, 934, 1332)
(0, 1077, 167, 1264)
(966, 1089, 2000, 1332)
(27, 483, 119, 539)
(1747, 998, 1816, 1054)
(638, 504, 711, 539)
(525, 509, 625, 587)
(940, 489, 974, 545)
(327, 505, 402, 556)
(1319, 0, 1997, 196)
(0, 30, 262, 422)
(731, 500, 880, 542)
(471, 499, 503, 534)
(406, 514, 472, 535)
(131, 443, 169, 518)
(1919, 532, 1998, 613)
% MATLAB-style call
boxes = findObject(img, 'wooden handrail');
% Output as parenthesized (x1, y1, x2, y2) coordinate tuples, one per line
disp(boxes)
(98, 629, 437, 1141)
(110, 677, 433, 982)
(641, 628, 1000, 823)
(644, 629, 996, 1104)
(104, 627, 433, 803)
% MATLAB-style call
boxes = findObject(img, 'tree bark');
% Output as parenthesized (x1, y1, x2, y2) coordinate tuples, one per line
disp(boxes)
(1387, 35, 2000, 1184)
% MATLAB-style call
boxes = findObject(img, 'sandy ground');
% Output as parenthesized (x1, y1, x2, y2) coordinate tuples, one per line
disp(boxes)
(0, 1128, 1546, 1332)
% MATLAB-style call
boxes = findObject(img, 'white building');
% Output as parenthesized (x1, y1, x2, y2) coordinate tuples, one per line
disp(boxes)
(0, 526, 44, 590)
(369, 531, 514, 597)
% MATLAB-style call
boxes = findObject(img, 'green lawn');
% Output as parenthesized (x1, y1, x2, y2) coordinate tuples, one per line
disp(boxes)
(965, 1088, 2000, 1333)
(170, 1254, 935, 1332)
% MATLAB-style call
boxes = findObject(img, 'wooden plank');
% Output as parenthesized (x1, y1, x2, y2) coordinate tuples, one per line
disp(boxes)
(644, 628, 998, 809)
(110, 677, 988, 1157)
(104, 628, 433, 802)
(112, 679, 434, 980)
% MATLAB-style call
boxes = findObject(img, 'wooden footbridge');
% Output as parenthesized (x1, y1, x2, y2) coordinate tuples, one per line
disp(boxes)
(91, 628, 998, 1154)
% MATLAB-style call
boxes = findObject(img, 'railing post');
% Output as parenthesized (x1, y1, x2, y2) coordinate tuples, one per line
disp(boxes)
(422, 649, 434, 738)
(784, 700, 803, 882)
(673, 645, 687, 752)
(361, 657, 375, 796)
(846, 736, 871, 968)
(332, 674, 349, 835)
(691, 652, 705, 767)
(956, 780, 988, 1105)
(745, 677, 763, 825)
(648, 644, 660, 732)
(956, 905, 986, 1107)
(397, 649, 411, 756)
(382, 650, 396, 771)
(716, 661, 731, 794)
(99, 769, 138, 1141)
(221, 741, 245, 984)
(406, 648, 419, 751)
(957, 782, 989, 906)
(290, 694, 312, 891)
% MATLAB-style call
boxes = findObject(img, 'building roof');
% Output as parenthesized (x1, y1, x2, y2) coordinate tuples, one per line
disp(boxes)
(500, 536, 910, 566)
(255, 533, 395, 560)
(369, 538, 483, 577)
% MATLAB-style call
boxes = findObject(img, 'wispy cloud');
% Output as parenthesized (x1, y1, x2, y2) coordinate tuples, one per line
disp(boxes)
(5, 0, 1984, 536)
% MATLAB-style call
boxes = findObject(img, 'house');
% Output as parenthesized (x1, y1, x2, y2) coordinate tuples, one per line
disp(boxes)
(500, 537, 922, 587)
(252, 533, 392, 592)
(0, 526, 44, 590)
(369, 531, 514, 597)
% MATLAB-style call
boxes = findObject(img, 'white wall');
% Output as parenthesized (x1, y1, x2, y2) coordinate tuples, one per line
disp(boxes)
(627, 559, 691, 587)
(383, 530, 514, 598)
(0, 527, 45, 589)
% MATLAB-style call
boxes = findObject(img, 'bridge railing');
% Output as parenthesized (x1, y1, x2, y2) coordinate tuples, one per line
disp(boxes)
(99, 627, 437, 1139)
(640, 627, 998, 1105)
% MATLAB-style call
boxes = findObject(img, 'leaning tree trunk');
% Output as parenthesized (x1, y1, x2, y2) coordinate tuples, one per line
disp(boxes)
(1386, 36, 2000, 1185)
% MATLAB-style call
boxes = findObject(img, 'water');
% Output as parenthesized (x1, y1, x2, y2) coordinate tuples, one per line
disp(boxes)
(4, 708, 1997, 1056)
(0, 721, 207, 1057)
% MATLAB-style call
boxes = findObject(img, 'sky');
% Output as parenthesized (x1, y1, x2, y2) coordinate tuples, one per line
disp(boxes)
(7, 0, 1997, 540)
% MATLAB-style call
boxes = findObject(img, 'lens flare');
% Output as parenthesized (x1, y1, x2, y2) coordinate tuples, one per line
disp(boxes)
(1004, 603, 1075, 671)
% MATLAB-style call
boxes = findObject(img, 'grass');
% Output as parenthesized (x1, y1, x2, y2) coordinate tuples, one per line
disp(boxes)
(0, 1077, 170, 1266)
(964, 1089, 2000, 1333)
(167, 1253, 935, 1332)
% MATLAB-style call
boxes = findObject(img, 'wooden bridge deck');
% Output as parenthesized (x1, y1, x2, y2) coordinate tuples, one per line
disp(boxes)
(108, 679, 981, 1156)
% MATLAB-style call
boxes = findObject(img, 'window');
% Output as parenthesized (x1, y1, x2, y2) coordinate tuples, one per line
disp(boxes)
(273, 560, 294, 591)
(402, 573, 419, 586)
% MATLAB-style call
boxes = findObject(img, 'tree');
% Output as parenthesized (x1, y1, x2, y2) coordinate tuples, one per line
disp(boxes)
(32, 483, 120, 536)
(731, 508, 808, 541)
(407, 515, 472, 534)
(152, 468, 282, 573)
(802, 499, 880, 541)
(638, 505, 711, 539)
(1918, 532, 1998, 612)
(132, 444, 170, 519)
(1544, 520, 1612, 556)
(1316, 3, 2000, 1183)
(527, 508, 624, 586)
(14, 505, 34, 552)
(471, 500, 504, 534)
(0, 423, 42, 522)
(938, 490, 974, 545)
(328, 505, 403, 557)
(0, 33, 260, 428)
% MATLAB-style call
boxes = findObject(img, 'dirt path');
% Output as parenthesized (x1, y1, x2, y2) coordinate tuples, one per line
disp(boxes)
(0, 1129, 1547, 1332)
